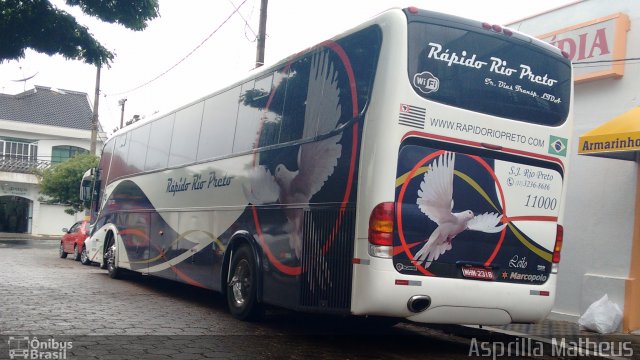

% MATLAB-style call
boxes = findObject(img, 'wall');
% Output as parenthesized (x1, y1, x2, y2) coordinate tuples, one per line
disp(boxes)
(510, 0, 640, 322)
(37, 203, 83, 236)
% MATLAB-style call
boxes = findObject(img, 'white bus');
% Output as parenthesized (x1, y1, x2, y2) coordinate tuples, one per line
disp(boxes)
(83, 7, 573, 324)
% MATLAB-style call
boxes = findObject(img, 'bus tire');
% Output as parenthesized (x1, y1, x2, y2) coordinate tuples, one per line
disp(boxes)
(104, 233, 120, 279)
(227, 245, 263, 321)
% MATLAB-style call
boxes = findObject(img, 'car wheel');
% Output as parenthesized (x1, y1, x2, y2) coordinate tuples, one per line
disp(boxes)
(80, 246, 91, 265)
(59, 243, 67, 258)
(227, 245, 263, 321)
(73, 245, 81, 261)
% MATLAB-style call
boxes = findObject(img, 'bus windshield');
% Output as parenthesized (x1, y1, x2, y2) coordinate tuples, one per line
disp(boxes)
(408, 21, 571, 126)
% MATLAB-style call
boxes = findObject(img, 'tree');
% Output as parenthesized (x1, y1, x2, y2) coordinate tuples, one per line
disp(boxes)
(0, 0, 159, 66)
(36, 153, 99, 215)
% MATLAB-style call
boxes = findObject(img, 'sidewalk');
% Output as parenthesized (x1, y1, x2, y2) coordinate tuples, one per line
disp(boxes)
(487, 319, 639, 358)
(430, 318, 638, 358)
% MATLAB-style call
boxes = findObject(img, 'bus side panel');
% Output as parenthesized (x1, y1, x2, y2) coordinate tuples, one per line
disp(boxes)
(95, 24, 380, 315)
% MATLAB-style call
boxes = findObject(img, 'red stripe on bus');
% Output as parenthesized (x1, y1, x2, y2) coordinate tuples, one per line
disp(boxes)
(505, 215, 558, 222)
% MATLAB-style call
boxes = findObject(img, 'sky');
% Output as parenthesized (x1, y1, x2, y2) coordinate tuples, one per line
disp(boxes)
(0, 0, 579, 139)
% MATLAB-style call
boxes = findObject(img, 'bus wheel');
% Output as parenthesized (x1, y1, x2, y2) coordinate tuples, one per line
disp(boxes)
(104, 234, 120, 279)
(59, 243, 67, 259)
(227, 246, 263, 321)
(101, 233, 120, 279)
(100, 233, 112, 269)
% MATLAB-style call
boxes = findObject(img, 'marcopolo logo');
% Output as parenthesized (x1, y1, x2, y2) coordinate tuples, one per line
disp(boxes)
(548, 135, 568, 157)
(7, 336, 72, 359)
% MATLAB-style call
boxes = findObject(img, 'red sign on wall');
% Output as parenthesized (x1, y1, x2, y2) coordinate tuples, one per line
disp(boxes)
(538, 13, 630, 83)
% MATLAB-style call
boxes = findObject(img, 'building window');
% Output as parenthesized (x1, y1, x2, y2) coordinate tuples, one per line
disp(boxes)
(51, 145, 88, 164)
(0, 139, 38, 160)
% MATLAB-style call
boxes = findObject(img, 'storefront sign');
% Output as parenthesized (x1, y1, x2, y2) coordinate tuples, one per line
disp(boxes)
(538, 13, 630, 83)
(578, 107, 640, 160)
(0, 183, 29, 196)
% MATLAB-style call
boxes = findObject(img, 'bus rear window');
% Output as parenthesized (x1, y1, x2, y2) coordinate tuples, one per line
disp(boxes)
(408, 22, 571, 126)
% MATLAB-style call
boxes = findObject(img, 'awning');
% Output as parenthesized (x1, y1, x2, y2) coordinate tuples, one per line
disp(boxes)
(578, 107, 640, 161)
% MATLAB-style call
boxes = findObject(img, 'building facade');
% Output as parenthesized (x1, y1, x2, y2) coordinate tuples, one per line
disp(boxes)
(510, 0, 640, 332)
(0, 85, 104, 236)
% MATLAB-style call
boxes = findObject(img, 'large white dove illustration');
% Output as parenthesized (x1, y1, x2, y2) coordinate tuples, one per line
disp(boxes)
(414, 152, 507, 267)
(244, 51, 343, 261)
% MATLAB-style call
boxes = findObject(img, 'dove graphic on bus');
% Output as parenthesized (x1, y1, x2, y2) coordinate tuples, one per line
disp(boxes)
(414, 152, 506, 267)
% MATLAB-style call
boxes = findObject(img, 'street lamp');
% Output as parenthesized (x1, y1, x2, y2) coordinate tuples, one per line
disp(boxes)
(118, 98, 128, 129)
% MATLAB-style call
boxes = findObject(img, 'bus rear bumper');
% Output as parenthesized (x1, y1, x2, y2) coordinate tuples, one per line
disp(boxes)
(351, 259, 557, 325)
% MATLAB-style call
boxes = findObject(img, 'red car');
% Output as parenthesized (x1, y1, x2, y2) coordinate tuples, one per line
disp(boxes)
(59, 220, 89, 262)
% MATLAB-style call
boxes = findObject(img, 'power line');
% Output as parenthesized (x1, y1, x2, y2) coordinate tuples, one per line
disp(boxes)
(107, 0, 249, 97)
(228, 0, 258, 41)
(573, 57, 640, 65)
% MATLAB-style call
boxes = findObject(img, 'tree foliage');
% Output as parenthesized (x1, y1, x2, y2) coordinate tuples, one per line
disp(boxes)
(36, 153, 98, 215)
(0, 0, 159, 65)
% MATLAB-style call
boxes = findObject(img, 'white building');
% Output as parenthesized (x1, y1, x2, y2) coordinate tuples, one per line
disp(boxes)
(0, 85, 104, 236)
(510, 0, 640, 332)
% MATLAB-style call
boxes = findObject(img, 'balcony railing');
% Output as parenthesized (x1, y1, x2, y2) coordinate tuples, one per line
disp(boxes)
(0, 158, 51, 174)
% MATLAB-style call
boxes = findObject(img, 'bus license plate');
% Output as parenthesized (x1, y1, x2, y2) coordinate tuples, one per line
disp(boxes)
(461, 266, 495, 281)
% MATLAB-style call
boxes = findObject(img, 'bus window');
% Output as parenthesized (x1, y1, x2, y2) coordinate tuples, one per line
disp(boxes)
(253, 74, 282, 148)
(278, 62, 308, 143)
(109, 132, 130, 180)
(145, 114, 175, 171)
(128, 124, 150, 173)
(408, 22, 571, 125)
(233, 80, 263, 153)
(100, 139, 115, 185)
(197, 87, 240, 161)
(169, 102, 204, 167)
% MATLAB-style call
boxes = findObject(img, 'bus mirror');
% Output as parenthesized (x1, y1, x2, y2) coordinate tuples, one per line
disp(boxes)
(80, 179, 92, 201)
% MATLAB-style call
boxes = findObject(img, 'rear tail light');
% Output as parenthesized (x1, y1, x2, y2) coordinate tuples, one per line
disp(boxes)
(368, 202, 394, 258)
(552, 225, 564, 263)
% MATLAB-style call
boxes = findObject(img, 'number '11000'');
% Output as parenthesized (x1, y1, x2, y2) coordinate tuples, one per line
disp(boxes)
(524, 195, 557, 210)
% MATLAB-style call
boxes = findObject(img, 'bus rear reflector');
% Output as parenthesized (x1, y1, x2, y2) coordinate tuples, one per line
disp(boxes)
(368, 202, 394, 246)
(552, 225, 564, 263)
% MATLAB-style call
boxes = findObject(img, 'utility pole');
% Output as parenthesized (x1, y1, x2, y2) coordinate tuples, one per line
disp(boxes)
(118, 98, 128, 129)
(255, 0, 268, 68)
(90, 65, 101, 156)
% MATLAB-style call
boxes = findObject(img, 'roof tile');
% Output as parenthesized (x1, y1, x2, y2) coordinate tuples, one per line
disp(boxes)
(0, 86, 93, 130)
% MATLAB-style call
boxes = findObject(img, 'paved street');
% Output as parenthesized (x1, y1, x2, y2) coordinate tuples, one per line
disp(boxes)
(0, 239, 485, 359)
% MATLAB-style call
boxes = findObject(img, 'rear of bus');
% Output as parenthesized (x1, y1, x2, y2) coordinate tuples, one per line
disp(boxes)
(352, 8, 572, 324)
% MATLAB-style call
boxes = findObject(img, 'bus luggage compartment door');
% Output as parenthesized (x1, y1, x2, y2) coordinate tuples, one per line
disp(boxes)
(393, 140, 563, 286)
